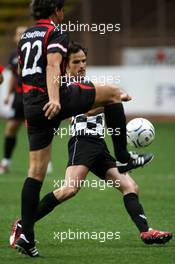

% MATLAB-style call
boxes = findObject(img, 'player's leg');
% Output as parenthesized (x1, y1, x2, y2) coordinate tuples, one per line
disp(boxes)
(54, 165, 89, 200)
(90, 152, 149, 233)
(105, 168, 172, 244)
(10, 165, 88, 248)
(14, 106, 63, 255)
(10, 165, 89, 249)
(92, 83, 130, 163)
(20, 145, 51, 242)
(10, 113, 57, 253)
(34, 135, 92, 222)
(93, 84, 154, 171)
(34, 165, 89, 222)
(105, 169, 149, 232)
(14, 145, 51, 256)
(0, 119, 21, 174)
(91, 147, 172, 245)
(12, 135, 89, 247)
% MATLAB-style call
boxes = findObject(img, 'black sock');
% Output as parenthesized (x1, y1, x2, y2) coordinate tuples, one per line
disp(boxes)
(21, 178, 42, 241)
(123, 193, 149, 232)
(4, 136, 16, 159)
(104, 103, 130, 162)
(35, 192, 60, 222)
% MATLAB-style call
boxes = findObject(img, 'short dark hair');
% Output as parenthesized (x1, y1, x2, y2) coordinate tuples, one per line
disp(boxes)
(67, 41, 88, 62)
(31, 0, 65, 20)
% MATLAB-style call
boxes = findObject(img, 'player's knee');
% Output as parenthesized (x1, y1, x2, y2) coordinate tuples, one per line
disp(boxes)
(128, 182, 139, 194)
(127, 182, 139, 194)
(95, 84, 121, 106)
(108, 86, 121, 103)
(122, 181, 139, 195)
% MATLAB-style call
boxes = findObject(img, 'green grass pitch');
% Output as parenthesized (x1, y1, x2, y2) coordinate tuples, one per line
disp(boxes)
(0, 120, 174, 264)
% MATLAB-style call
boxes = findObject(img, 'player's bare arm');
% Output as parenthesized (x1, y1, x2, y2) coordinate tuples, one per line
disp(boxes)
(43, 52, 62, 120)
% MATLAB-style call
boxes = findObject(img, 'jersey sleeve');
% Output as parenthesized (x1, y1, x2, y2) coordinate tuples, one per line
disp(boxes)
(46, 30, 69, 57)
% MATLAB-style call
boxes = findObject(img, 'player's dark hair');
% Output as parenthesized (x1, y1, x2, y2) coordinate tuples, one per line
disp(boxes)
(31, 0, 65, 20)
(67, 41, 88, 62)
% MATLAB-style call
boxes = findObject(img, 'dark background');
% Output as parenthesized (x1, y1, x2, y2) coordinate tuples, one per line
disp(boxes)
(0, 0, 175, 65)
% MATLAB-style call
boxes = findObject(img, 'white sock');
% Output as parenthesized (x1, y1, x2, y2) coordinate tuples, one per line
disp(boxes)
(1, 158, 11, 167)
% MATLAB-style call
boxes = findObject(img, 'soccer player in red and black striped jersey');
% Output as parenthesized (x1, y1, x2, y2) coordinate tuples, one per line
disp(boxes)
(0, 27, 26, 175)
(14, 0, 153, 257)
(0, 27, 52, 174)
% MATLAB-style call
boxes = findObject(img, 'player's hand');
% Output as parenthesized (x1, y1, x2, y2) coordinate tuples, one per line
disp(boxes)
(120, 92, 132, 102)
(43, 100, 61, 120)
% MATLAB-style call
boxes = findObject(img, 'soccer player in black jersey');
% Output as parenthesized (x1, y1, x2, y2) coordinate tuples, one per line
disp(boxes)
(14, 0, 154, 256)
(10, 42, 172, 255)
(0, 27, 26, 175)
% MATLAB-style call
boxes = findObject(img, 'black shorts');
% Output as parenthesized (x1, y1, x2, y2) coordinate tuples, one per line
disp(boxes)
(25, 81, 95, 151)
(67, 136, 116, 179)
(10, 92, 24, 120)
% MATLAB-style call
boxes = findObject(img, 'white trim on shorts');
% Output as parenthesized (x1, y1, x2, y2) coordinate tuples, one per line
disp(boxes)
(71, 137, 79, 165)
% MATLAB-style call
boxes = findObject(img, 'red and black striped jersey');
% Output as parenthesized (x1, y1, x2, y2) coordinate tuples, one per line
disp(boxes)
(18, 19, 69, 104)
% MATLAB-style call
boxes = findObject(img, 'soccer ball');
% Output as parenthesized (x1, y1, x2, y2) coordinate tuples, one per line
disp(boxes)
(127, 118, 155, 148)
